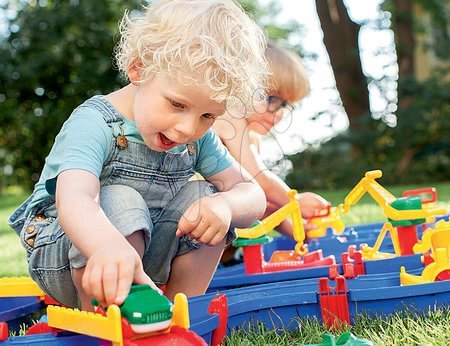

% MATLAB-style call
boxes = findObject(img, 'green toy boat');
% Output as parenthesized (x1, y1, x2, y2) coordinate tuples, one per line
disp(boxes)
(93, 284, 173, 333)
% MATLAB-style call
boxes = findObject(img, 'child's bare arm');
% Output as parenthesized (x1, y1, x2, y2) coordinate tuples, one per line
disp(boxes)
(56, 169, 157, 306)
(215, 114, 292, 205)
(176, 162, 266, 246)
(215, 114, 329, 237)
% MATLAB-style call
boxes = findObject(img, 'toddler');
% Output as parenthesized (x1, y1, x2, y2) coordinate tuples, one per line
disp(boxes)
(8, 0, 269, 310)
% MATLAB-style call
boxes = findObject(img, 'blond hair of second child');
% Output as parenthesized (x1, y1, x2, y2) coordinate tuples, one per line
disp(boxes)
(8, 0, 269, 311)
(214, 42, 328, 239)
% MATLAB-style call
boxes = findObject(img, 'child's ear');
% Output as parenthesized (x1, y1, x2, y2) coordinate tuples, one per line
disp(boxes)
(127, 59, 143, 85)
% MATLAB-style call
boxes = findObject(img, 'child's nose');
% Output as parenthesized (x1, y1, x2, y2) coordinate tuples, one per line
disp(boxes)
(174, 116, 198, 141)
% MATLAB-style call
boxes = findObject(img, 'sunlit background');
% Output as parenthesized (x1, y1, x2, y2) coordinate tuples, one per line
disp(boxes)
(261, 0, 398, 160)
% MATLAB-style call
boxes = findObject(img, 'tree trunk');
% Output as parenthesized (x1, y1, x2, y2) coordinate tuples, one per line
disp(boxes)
(393, 0, 415, 77)
(392, 0, 415, 110)
(315, 0, 370, 130)
(392, 0, 416, 175)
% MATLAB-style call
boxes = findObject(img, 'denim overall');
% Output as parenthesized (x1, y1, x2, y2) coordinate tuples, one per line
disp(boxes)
(8, 96, 234, 308)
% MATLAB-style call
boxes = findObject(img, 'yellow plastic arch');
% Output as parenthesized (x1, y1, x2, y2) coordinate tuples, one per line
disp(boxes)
(339, 170, 447, 260)
(339, 170, 447, 220)
(236, 190, 306, 255)
(359, 222, 398, 260)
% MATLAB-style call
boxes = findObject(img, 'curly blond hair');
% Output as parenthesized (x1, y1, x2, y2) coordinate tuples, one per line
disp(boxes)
(115, 0, 270, 114)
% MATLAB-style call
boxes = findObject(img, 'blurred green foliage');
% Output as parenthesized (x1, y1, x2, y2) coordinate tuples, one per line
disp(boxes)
(0, 0, 142, 190)
(286, 75, 450, 189)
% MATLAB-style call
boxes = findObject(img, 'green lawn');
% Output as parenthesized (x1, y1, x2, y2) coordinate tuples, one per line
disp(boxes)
(1, 182, 449, 345)
(0, 188, 29, 277)
(227, 308, 450, 345)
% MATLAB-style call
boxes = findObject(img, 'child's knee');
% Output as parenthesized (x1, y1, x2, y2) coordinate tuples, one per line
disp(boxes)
(176, 180, 217, 206)
(99, 184, 147, 215)
(68, 185, 152, 273)
(69, 228, 151, 272)
(95, 184, 153, 250)
(28, 256, 79, 308)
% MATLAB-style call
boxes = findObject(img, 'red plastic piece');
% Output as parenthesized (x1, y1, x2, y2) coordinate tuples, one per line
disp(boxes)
(396, 225, 419, 256)
(329, 264, 340, 279)
(435, 269, 450, 282)
(319, 277, 350, 329)
(341, 251, 365, 279)
(115, 307, 206, 346)
(347, 245, 356, 255)
(242, 242, 335, 275)
(265, 250, 335, 273)
(270, 247, 324, 264)
(0, 322, 8, 342)
(422, 252, 435, 266)
(242, 244, 265, 274)
(353, 252, 365, 276)
(208, 294, 228, 346)
(344, 264, 355, 279)
(25, 322, 58, 335)
(122, 326, 206, 345)
(402, 188, 437, 204)
(42, 295, 62, 306)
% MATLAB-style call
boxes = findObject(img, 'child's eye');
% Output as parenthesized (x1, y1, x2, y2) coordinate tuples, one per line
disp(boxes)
(202, 113, 215, 119)
(170, 100, 186, 109)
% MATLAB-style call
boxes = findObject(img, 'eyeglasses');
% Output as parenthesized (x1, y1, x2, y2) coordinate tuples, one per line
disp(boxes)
(266, 96, 295, 113)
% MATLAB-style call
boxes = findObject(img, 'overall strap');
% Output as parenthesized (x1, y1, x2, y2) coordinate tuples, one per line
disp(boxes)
(80, 95, 123, 124)
(78, 95, 126, 162)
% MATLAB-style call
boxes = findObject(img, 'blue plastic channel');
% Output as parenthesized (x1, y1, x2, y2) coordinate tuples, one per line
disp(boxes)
(0, 332, 100, 345)
(0, 297, 42, 323)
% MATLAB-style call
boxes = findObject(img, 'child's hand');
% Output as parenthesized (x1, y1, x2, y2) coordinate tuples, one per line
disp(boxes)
(82, 241, 160, 307)
(176, 196, 232, 246)
(296, 192, 329, 219)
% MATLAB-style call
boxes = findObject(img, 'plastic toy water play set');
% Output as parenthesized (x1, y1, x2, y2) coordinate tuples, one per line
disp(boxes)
(1, 170, 449, 345)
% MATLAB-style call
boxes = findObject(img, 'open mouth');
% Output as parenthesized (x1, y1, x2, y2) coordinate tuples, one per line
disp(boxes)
(158, 133, 180, 149)
(160, 133, 174, 145)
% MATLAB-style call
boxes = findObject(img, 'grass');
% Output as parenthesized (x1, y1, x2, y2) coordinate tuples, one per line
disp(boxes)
(227, 308, 450, 345)
(0, 187, 29, 277)
(8, 322, 35, 337)
(1, 182, 449, 345)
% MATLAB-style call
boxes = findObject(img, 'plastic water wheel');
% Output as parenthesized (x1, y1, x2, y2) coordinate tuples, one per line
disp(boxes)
(434, 269, 450, 281)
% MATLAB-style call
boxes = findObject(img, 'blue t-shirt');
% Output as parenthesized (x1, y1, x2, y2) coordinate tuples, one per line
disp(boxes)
(26, 96, 234, 214)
